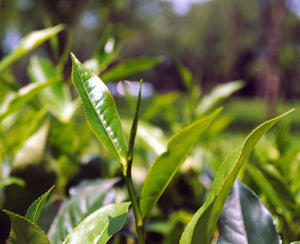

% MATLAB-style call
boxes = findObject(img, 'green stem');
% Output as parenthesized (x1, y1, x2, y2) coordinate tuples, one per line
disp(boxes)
(125, 161, 145, 244)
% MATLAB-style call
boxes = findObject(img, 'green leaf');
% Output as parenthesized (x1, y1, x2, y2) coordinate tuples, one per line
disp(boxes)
(197, 81, 244, 115)
(217, 180, 280, 244)
(127, 80, 143, 163)
(48, 179, 117, 244)
(28, 56, 76, 123)
(0, 177, 25, 190)
(71, 53, 127, 168)
(0, 25, 64, 73)
(63, 202, 130, 244)
(0, 80, 57, 122)
(101, 56, 164, 82)
(3, 210, 50, 244)
(180, 109, 294, 244)
(25, 185, 55, 225)
(140, 108, 221, 219)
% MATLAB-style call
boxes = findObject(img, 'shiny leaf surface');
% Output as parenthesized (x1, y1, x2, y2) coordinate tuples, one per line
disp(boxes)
(3, 210, 50, 244)
(140, 108, 221, 219)
(217, 180, 280, 244)
(63, 202, 130, 244)
(180, 109, 293, 244)
(71, 53, 127, 168)
(48, 179, 117, 244)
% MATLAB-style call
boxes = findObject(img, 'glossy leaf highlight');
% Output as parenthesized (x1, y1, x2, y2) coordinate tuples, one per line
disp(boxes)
(180, 109, 294, 244)
(140, 108, 221, 219)
(217, 180, 280, 244)
(71, 53, 127, 168)
(63, 202, 130, 244)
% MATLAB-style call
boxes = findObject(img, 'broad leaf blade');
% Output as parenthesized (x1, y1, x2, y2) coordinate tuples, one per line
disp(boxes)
(101, 56, 163, 82)
(140, 108, 221, 219)
(180, 109, 294, 244)
(217, 180, 280, 244)
(48, 179, 117, 244)
(71, 53, 127, 168)
(0, 25, 64, 73)
(25, 185, 55, 224)
(3, 210, 50, 244)
(63, 202, 130, 244)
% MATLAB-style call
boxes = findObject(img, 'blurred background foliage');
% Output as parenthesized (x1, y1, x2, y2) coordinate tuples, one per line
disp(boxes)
(2, 0, 300, 243)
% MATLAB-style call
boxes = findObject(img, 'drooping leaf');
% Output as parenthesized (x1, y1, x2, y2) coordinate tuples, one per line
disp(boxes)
(140, 108, 222, 219)
(217, 180, 280, 244)
(3, 210, 50, 244)
(71, 53, 127, 169)
(28, 56, 76, 123)
(180, 109, 294, 244)
(101, 56, 164, 82)
(63, 202, 130, 244)
(0, 80, 57, 122)
(48, 179, 117, 244)
(25, 186, 55, 225)
(0, 25, 64, 73)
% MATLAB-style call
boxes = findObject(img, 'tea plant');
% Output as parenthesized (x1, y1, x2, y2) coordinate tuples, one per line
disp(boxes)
(1, 26, 299, 243)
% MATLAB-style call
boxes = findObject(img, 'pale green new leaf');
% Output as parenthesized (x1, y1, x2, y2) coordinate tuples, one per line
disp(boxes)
(71, 53, 127, 168)
(25, 186, 55, 225)
(0, 80, 57, 122)
(0, 177, 25, 190)
(63, 202, 130, 244)
(101, 56, 163, 82)
(140, 108, 222, 219)
(0, 25, 64, 73)
(180, 109, 294, 244)
(3, 210, 50, 244)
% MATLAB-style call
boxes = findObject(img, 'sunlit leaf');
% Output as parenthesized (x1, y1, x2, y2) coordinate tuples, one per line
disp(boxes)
(3, 210, 50, 244)
(180, 109, 294, 244)
(217, 180, 280, 244)
(140, 108, 221, 219)
(0, 80, 57, 122)
(0, 25, 64, 73)
(0, 177, 25, 190)
(48, 179, 117, 244)
(28, 56, 76, 123)
(197, 81, 243, 115)
(63, 202, 130, 244)
(71, 53, 127, 169)
(101, 56, 164, 82)
(25, 186, 55, 225)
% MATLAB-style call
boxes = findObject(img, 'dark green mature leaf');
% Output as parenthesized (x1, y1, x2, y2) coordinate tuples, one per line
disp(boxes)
(71, 53, 127, 168)
(217, 180, 280, 244)
(28, 56, 76, 123)
(48, 179, 117, 244)
(0, 80, 57, 122)
(180, 109, 294, 244)
(101, 56, 164, 82)
(140, 108, 222, 219)
(25, 186, 55, 225)
(3, 210, 50, 244)
(0, 25, 64, 73)
(63, 202, 130, 244)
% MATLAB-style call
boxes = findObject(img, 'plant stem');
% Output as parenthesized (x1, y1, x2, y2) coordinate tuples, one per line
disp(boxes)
(125, 162, 145, 244)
